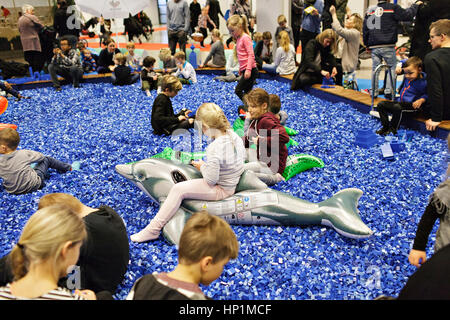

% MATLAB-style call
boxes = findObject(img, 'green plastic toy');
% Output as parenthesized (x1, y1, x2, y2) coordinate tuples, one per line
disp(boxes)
(152, 147, 324, 181)
(282, 154, 325, 180)
(152, 147, 206, 164)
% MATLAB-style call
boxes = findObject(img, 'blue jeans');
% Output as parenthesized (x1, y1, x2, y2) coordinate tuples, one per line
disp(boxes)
(33, 156, 71, 189)
(262, 64, 278, 75)
(371, 47, 397, 96)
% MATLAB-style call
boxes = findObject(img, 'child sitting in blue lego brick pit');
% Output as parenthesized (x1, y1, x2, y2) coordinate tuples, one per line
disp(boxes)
(375, 56, 427, 136)
(0, 128, 80, 194)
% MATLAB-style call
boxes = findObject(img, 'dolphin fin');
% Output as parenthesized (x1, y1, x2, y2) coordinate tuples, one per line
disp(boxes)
(319, 188, 373, 239)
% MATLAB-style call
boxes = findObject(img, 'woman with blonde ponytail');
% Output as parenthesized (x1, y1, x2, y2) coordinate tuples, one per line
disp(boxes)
(131, 103, 245, 242)
(262, 30, 297, 76)
(0, 205, 95, 300)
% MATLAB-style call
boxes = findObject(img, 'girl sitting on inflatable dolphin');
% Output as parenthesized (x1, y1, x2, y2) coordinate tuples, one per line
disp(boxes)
(130, 103, 246, 242)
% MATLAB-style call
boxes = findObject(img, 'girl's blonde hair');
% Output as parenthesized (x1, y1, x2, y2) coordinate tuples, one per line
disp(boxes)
(178, 211, 238, 264)
(196, 103, 230, 134)
(161, 74, 182, 92)
(227, 14, 250, 36)
(278, 30, 291, 52)
(114, 53, 126, 65)
(9, 205, 87, 281)
(158, 48, 172, 62)
(126, 41, 135, 49)
(316, 28, 338, 54)
(211, 28, 222, 41)
(38, 193, 83, 213)
(350, 13, 363, 33)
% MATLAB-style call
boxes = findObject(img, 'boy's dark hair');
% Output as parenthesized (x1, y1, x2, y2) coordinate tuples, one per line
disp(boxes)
(59, 36, 71, 48)
(269, 94, 281, 114)
(105, 38, 115, 46)
(143, 56, 156, 68)
(0, 128, 20, 150)
(404, 56, 422, 70)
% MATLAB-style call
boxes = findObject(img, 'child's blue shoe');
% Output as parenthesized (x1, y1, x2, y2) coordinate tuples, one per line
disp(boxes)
(71, 161, 81, 171)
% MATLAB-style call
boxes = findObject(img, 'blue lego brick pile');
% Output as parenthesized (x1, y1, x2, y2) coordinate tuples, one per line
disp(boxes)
(0, 74, 447, 300)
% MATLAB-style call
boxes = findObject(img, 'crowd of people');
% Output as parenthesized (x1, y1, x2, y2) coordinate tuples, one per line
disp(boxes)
(1, 0, 450, 300)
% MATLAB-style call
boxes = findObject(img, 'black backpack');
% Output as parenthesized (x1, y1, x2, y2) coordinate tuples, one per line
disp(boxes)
(0, 59, 30, 79)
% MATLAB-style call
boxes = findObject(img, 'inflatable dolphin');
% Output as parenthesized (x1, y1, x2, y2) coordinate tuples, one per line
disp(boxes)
(116, 158, 373, 245)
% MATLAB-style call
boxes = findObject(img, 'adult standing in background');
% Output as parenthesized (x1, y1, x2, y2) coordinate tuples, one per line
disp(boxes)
(53, 0, 81, 47)
(300, 0, 324, 58)
(189, 0, 201, 34)
(335, 0, 349, 26)
(322, 0, 337, 30)
(206, 0, 224, 31)
(18, 4, 44, 73)
(410, 0, 450, 61)
(291, 0, 304, 58)
(167, 0, 190, 55)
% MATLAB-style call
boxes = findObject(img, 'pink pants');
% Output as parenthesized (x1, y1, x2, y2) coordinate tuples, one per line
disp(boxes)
(152, 178, 234, 226)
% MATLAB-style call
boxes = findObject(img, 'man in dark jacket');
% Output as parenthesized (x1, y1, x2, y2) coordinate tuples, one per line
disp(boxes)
(363, 0, 421, 99)
(410, 0, 450, 60)
(422, 19, 450, 131)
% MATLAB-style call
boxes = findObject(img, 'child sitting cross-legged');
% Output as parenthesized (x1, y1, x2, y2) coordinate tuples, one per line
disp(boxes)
(111, 53, 140, 86)
(375, 56, 427, 136)
(174, 51, 197, 84)
(127, 211, 239, 300)
(151, 75, 194, 136)
(141, 56, 159, 97)
(0, 128, 80, 195)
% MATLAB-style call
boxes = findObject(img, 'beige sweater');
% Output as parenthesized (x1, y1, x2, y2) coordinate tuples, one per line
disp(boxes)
(331, 17, 361, 73)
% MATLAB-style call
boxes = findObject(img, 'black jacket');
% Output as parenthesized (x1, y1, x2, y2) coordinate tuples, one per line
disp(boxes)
(423, 47, 450, 122)
(363, 1, 418, 48)
(98, 48, 121, 68)
(113, 65, 133, 85)
(291, 39, 338, 90)
(151, 93, 181, 135)
(410, 0, 450, 60)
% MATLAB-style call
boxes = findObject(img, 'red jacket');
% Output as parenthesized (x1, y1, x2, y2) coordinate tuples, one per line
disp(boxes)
(243, 112, 289, 174)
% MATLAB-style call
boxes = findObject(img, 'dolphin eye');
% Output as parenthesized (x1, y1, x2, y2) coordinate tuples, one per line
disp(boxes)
(135, 170, 146, 182)
(171, 170, 187, 184)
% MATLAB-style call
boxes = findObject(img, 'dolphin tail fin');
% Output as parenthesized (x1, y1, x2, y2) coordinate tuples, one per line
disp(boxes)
(319, 188, 373, 239)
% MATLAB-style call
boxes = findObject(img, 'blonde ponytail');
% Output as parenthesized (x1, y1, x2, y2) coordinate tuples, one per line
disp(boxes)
(9, 204, 86, 281)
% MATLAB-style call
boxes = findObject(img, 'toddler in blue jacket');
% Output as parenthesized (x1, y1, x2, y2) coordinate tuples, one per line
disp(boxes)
(376, 56, 427, 135)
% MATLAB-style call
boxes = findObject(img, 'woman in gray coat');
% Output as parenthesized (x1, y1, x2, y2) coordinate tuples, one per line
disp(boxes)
(18, 4, 44, 72)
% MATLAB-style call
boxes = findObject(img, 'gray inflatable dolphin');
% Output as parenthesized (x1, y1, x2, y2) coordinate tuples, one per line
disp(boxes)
(116, 158, 373, 245)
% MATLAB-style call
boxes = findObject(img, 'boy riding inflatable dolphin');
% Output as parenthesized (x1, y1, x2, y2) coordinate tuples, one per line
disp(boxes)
(116, 158, 373, 245)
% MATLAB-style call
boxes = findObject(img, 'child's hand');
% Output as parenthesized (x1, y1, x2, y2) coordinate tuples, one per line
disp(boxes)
(188, 118, 194, 124)
(245, 112, 250, 119)
(4, 82, 12, 90)
(251, 136, 259, 145)
(178, 115, 186, 121)
(408, 249, 427, 267)
(329, 5, 336, 16)
(109, 65, 115, 71)
(75, 289, 97, 300)
(184, 110, 192, 117)
(412, 98, 425, 109)
(153, 75, 158, 81)
(395, 66, 403, 75)
(244, 69, 251, 79)
(191, 160, 204, 170)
